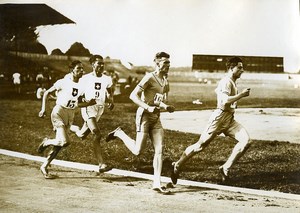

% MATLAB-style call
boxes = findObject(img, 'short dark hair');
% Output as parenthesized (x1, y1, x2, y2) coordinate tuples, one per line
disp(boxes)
(89, 54, 103, 64)
(69, 60, 82, 70)
(226, 56, 243, 70)
(154, 52, 170, 60)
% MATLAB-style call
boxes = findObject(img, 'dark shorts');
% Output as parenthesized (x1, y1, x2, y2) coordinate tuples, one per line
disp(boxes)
(136, 107, 163, 133)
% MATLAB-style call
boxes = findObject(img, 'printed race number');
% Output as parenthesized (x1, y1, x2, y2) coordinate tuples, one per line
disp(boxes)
(95, 91, 100, 98)
(66, 100, 76, 109)
(154, 93, 164, 106)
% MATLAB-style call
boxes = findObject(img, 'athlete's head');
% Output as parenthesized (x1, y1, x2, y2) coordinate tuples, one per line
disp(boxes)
(69, 60, 83, 79)
(226, 57, 244, 79)
(154, 52, 170, 75)
(89, 54, 104, 77)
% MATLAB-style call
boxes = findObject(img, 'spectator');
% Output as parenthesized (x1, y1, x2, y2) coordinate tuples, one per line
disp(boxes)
(12, 72, 21, 94)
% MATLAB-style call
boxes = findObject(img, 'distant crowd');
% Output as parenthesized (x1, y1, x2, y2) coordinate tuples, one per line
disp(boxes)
(0, 67, 139, 99)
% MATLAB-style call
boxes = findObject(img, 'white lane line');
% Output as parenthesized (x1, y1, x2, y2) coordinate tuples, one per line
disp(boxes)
(1, 149, 299, 201)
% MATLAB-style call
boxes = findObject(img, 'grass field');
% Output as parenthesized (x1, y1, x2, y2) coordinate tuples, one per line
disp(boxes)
(0, 79, 299, 194)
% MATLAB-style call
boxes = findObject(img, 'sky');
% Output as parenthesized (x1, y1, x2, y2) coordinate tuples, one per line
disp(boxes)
(2, 0, 300, 72)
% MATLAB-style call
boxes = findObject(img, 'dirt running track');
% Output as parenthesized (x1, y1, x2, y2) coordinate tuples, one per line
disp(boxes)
(0, 155, 299, 213)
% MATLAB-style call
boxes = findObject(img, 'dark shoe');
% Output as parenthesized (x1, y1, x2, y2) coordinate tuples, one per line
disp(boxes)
(37, 138, 48, 154)
(170, 162, 179, 185)
(105, 127, 121, 142)
(99, 164, 113, 173)
(152, 186, 171, 195)
(219, 166, 228, 182)
(40, 166, 56, 179)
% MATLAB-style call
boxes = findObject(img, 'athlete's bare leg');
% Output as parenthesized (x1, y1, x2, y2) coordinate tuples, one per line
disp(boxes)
(76, 122, 91, 139)
(86, 117, 105, 167)
(175, 132, 216, 170)
(114, 130, 148, 155)
(149, 128, 164, 188)
(43, 127, 70, 147)
(41, 146, 61, 171)
(222, 127, 251, 171)
(40, 126, 68, 178)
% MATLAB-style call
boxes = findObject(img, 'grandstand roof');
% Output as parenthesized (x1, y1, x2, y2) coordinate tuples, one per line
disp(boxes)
(0, 3, 75, 29)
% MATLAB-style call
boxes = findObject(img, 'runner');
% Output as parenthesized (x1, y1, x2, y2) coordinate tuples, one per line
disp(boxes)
(37, 60, 95, 179)
(106, 52, 175, 194)
(171, 56, 252, 184)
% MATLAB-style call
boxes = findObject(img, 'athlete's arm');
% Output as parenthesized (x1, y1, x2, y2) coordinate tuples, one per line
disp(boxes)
(129, 85, 157, 113)
(130, 85, 150, 109)
(130, 74, 159, 113)
(104, 87, 113, 110)
(221, 88, 250, 105)
(77, 95, 96, 108)
(159, 102, 175, 113)
(39, 86, 56, 117)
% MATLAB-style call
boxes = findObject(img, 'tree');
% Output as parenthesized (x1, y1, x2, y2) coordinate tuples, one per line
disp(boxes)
(51, 48, 64, 55)
(65, 42, 91, 57)
(1, 26, 47, 54)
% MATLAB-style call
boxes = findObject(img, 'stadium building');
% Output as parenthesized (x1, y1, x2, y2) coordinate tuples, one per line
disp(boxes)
(192, 54, 284, 73)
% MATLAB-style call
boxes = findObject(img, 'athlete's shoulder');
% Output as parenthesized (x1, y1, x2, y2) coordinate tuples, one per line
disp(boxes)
(219, 76, 233, 86)
(53, 77, 67, 89)
(82, 72, 93, 79)
(79, 72, 93, 83)
(54, 78, 65, 84)
(102, 74, 112, 80)
(143, 72, 154, 80)
(138, 72, 153, 85)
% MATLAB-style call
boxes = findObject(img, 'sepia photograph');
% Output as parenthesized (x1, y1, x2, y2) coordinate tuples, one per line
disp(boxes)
(0, 0, 299, 212)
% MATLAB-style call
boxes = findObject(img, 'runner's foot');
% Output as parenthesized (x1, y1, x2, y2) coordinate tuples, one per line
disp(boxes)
(40, 166, 56, 179)
(76, 129, 90, 140)
(106, 127, 121, 142)
(219, 166, 229, 182)
(37, 138, 48, 154)
(170, 162, 179, 185)
(99, 164, 113, 173)
(152, 186, 171, 195)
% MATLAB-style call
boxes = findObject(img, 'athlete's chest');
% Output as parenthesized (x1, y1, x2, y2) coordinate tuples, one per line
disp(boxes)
(148, 76, 166, 93)
(86, 76, 109, 91)
(60, 83, 81, 98)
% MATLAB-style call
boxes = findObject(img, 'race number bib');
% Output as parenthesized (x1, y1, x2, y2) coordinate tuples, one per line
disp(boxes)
(153, 93, 164, 106)
(66, 100, 77, 109)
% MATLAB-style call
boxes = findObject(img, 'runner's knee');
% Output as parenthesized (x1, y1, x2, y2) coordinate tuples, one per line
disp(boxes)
(235, 139, 251, 153)
(91, 128, 101, 140)
(132, 147, 142, 156)
(62, 142, 70, 147)
(57, 140, 69, 147)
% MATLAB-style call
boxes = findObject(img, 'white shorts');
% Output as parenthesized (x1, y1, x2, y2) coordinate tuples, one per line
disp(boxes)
(203, 109, 246, 139)
(81, 104, 104, 121)
(51, 105, 75, 130)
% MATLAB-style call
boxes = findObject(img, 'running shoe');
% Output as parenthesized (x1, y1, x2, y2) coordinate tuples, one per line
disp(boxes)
(170, 162, 179, 185)
(152, 186, 171, 195)
(37, 138, 48, 153)
(105, 127, 121, 142)
(98, 164, 113, 173)
(219, 166, 229, 182)
(40, 166, 55, 179)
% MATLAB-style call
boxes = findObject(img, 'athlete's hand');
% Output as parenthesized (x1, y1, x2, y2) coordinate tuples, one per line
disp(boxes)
(88, 99, 97, 106)
(39, 110, 45, 118)
(147, 106, 160, 114)
(241, 88, 251, 97)
(166, 105, 175, 113)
